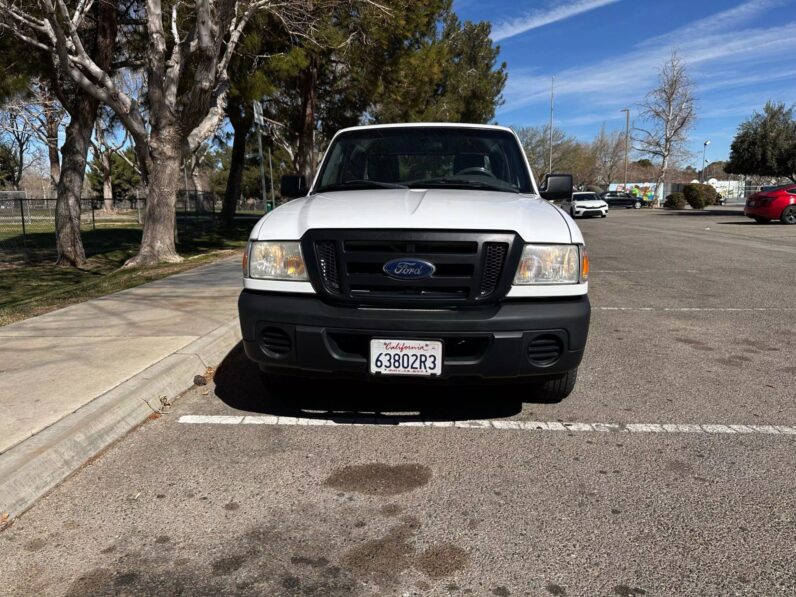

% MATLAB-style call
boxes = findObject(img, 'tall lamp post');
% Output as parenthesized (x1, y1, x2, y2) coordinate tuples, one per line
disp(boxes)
(700, 140, 711, 183)
(548, 76, 555, 175)
(620, 108, 630, 191)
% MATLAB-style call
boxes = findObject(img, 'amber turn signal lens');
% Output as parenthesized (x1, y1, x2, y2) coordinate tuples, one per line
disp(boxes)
(242, 246, 249, 275)
(581, 248, 589, 282)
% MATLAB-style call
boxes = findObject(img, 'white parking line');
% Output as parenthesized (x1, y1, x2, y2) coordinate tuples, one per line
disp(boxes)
(598, 307, 796, 312)
(177, 415, 796, 435)
(593, 269, 702, 273)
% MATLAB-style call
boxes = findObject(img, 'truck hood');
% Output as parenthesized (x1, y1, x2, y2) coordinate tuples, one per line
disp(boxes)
(252, 188, 578, 244)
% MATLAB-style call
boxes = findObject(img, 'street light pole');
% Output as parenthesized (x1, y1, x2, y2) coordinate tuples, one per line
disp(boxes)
(548, 75, 555, 175)
(620, 108, 630, 191)
(700, 140, 711, 183)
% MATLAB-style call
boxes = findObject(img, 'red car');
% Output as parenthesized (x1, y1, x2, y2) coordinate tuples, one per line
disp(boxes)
(744, 184, 796, 225)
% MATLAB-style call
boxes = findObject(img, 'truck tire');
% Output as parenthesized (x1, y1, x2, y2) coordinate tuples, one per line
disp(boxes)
(532, 369, 578, 403)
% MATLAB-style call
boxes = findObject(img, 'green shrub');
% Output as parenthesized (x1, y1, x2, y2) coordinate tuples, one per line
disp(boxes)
(664, 192, 685, 209)
(682, 183, 719, 209)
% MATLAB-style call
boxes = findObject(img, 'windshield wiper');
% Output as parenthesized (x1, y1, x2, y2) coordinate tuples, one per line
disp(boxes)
(318, 179, 409, 192)
(408, 177, 519, 193)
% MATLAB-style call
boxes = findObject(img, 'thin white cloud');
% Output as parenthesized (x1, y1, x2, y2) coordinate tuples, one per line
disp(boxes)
(492, 0, 621, 42)
(641, 0, 787, 46)
(498, 0, 796, 116)
(499, 18, 796, 116)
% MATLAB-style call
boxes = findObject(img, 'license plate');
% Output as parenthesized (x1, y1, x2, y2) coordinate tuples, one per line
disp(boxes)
(369, 339, 443, 377)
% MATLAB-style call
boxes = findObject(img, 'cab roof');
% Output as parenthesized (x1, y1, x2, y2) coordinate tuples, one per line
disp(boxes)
(335, 122, 515, 135)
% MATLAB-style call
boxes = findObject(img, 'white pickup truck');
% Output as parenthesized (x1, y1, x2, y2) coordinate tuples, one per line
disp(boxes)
(238, 123, 590, 401)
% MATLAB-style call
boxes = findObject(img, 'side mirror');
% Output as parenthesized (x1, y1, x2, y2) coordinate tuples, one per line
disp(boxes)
(280, 175, 308, 199)
(539, 173, 573, 202)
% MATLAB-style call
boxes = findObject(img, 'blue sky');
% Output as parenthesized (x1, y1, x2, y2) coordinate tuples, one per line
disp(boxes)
(454, 0, 796, 167)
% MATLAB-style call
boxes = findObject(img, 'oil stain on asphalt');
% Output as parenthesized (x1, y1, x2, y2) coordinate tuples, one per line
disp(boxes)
(342, 515, 469, 584)
(324, 462, 432, 496)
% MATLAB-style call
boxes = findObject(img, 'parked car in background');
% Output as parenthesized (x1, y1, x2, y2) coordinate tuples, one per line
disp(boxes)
(744, 184, 796, 225)
(561, 192, 608, 218)
(600, 191, 648, 209)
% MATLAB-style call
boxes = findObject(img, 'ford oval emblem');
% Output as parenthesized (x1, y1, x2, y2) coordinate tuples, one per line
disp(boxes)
(383, 258, 436, 280)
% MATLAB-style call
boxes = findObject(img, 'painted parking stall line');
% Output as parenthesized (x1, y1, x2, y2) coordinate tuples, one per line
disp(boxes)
(598, 307, 796, 312)
(177, 415, 796, 435)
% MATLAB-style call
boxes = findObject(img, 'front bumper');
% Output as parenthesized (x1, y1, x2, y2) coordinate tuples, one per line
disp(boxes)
(744, 202, 780, 220)
(573, 205, 608, 217)
(238, 290, 590, 380)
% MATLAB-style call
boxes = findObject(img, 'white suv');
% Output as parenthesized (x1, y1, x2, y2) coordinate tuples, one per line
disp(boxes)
(239, 123, 591, 401)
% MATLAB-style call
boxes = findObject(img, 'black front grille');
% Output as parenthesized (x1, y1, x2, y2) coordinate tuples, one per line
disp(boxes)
(303, 230, 520, 307)
(315, 241, 340, 292)
(480, 243, 508, 296)
(327, 332, 490, 360)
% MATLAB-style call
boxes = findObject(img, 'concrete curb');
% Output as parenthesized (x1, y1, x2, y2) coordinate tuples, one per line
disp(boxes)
(0, 316, 241, 522)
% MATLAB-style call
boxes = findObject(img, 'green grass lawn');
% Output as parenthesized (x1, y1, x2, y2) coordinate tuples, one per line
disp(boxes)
(0, 217, 253, 326)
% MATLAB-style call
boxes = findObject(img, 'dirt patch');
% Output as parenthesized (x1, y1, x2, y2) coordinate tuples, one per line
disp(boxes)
(614, 585, 647, 596)
(674, 337, 714, 352)
(210, 554, 247, 577)
(716, 355, 752, 367)
(65, 568, 115, 597)
(342, 516, 468, 584)
(414, 543, 469, 579)
(325, 463, 432, 496)
(24, 537, 47, 552)
(291, 555, 330, 568)
(379, 503, 403, 517)
(342, 520, 416, 577)
(665, 460, 693, 477)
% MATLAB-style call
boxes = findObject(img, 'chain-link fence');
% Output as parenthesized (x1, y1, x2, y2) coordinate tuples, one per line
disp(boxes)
(0, 191, 245, 264)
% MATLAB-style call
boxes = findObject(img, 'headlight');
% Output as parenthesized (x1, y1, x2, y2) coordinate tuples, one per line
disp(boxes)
(247, 241, 308, 281)
(513, 244, 583, 285)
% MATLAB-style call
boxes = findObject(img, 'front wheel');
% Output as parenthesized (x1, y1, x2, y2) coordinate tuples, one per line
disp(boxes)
(633, 201, 642, 209)
(531, 369, 578, 403)
(754, 216, 771, 224)
(781, 206, 796, 225)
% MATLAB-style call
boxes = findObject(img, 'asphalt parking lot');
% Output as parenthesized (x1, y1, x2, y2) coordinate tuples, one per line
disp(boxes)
(1, 207, 795, 596)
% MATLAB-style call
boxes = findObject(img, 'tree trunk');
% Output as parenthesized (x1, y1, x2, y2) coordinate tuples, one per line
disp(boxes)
(14, 141, 24, 190)
(296, 58, 318, 179)
(101, 149, 113, 211)
(124, 127, 182, 268)
(221, 105, 252, 226)
(48, 141, 61, 196)
(55, 111, 94, 266)
(50, 0, 116, 266)
(655, 153, 669, 208)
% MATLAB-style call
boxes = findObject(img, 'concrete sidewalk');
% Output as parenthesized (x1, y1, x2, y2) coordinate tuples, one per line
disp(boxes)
(0, 257, 243, 518)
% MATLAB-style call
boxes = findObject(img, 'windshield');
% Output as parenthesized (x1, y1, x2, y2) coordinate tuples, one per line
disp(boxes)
(314, 127, 532, 194)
